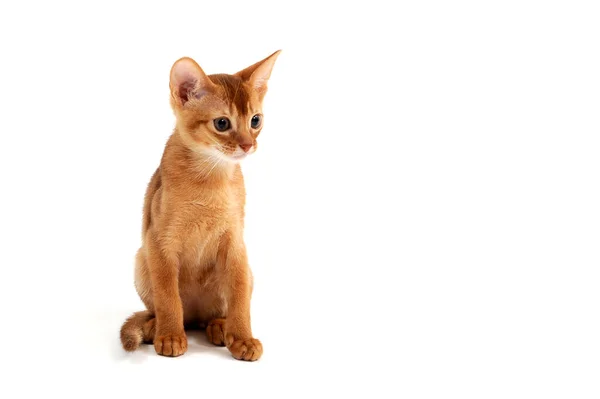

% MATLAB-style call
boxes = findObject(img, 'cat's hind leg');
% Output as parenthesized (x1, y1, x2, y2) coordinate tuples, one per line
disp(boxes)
(142, 316, 156, 343)
(206, 318, 226, 346)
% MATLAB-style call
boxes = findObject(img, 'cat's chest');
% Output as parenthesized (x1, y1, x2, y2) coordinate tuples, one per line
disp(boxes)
(181, 185, 238, 223)
(175, 189, 240, 263)
(177, 195, 233, 237)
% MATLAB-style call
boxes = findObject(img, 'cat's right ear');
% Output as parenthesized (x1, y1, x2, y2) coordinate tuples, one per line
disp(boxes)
(169, 57, 215, 107)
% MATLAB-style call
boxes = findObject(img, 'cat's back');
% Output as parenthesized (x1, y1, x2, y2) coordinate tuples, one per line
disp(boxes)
(142, 167, 162, 236)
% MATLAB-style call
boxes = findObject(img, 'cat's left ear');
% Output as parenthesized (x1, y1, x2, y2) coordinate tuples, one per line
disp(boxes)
(235, 50, 281, 95)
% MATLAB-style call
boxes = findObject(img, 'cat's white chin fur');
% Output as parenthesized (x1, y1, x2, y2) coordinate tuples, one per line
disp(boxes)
(204, 146, 250, 164)
(228, 153, 247, 161)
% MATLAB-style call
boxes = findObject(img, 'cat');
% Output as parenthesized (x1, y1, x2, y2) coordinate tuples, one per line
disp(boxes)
(120, 50, 281, 361)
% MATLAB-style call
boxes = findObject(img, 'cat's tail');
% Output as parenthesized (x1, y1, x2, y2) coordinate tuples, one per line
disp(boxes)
(120, 310, 155, 352)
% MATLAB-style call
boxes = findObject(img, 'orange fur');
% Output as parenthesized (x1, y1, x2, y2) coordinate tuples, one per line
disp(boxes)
(120, 51, 281, 360)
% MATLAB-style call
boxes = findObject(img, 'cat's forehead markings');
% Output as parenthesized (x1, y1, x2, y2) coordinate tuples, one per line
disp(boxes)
(228, 106, 240, 122)
(216, 74, 250, 116)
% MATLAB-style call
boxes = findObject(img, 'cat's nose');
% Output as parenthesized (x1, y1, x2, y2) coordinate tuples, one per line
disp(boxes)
(240, 143, 253, 153)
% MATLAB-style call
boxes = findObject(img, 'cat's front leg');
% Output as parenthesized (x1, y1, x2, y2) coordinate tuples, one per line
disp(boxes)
(147, 240, 187, 357)
(217, 233, 262, 361)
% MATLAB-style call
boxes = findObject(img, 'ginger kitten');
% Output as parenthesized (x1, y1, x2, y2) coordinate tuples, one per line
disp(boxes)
(120, 51, 281, 360)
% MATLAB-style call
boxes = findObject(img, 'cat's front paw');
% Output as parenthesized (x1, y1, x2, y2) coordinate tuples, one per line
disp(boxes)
(226, 337, 263, 361)
(154, 331, 187, 357)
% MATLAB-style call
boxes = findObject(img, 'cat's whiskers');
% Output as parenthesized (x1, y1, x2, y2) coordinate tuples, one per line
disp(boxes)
(192, 150, 228, 180)
(191, 153, 216, 176)
(205, 156, 223, 177)
(206, 137, 225, 152)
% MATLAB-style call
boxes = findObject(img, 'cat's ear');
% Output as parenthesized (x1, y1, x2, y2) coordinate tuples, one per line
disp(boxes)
(169, 57, 215, 106)
(235, 50, 281, 94)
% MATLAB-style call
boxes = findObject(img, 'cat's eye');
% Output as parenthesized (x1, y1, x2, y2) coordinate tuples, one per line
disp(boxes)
(214, 117, 231, 132)
(250, 114, 262, 129)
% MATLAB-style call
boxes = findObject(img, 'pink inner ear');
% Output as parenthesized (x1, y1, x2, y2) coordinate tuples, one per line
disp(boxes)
(177, 76, 208, 103)
(178, 79, 196, 103)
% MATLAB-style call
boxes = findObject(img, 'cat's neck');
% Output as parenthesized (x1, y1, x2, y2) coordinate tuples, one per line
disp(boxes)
(161, 131, 237, 187)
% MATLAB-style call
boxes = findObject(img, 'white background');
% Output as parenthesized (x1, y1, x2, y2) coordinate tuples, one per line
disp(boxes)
(0, 1, 598, 398)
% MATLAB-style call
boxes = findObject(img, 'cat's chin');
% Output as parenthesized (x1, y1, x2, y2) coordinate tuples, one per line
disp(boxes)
(228, 153, 247, 162)
(214, 148, 251, 163)
(198, 147, 247, 164)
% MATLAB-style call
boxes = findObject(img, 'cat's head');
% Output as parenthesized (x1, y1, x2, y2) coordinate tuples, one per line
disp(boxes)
(169, 51, 281, 162)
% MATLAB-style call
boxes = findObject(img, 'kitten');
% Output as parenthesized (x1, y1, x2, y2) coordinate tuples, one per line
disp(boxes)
(120, 51, 281, 360)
